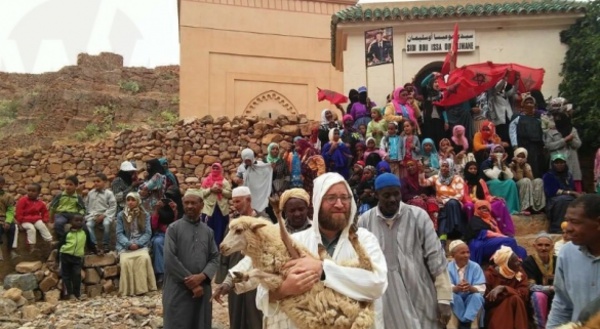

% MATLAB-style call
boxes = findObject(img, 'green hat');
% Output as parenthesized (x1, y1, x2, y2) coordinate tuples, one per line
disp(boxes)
(551, 153, 567, 162)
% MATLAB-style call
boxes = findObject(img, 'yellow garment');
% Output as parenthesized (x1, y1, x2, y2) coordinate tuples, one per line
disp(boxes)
(119, 248, 157, 296)
(492, 246, 523, 281)
(279, 188, 310, 210)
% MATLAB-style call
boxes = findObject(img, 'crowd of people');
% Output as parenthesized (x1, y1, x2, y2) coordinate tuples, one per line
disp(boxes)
(0, 74, 599, 329)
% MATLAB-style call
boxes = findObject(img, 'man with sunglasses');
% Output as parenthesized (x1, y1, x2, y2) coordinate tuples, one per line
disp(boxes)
(359, 173, 453, 329)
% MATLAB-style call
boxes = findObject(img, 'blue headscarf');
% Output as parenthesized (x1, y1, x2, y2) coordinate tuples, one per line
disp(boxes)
(158, 157, 179, 189)
(421, 138, 439, 169)
(376, 161, 391, 175)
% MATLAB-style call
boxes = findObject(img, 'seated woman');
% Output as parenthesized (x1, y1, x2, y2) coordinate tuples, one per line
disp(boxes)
(484, 246, 530, 329)
(451, 125, 472, 176)
(116, 192, 157, 296)
(321, 128, 352, 179)
(480, 145, 520, 214)
(543, 153, 581, 233)
(421, 138, 440, 178)
(465, 200, 527, 265)
(401, 159, 439, 230)
(419, 158, 467, 247)
(473, 120, 503, 164)
(463, 161, 515, 236)
(447, 240, 486, 329)
(523, 233, 556, 329)
(509, 148, 546, 215)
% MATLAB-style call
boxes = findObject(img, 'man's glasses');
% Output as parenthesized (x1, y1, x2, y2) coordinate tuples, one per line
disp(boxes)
(322, 195, 353, 205)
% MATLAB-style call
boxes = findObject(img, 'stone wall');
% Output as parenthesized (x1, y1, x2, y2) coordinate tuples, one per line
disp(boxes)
(0, 115, 318, 202)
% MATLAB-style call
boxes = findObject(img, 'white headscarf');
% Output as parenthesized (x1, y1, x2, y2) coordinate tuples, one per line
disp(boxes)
(311, 173, 357, 250)
(320, 109, 331, 125)
(241, 148, 255, 161)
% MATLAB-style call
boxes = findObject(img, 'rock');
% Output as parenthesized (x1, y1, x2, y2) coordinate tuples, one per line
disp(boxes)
(281, 125, 300, 136)
(84, 268, 101, 285)
(149, 317, 164, 329)
(83, 253, 116, 268)
(15, 296, 27, 307)
(21, 304, 40, 320)
(34, 270, 44, 282)
(0, 298, 17, 316)
(4, 273, 38, 291)
(130, 307, 150, 317)
(188, 156, 202, 165)
(2, 288, 22, 302)
(102, 279, 115, 294)
(15, 261, 43, 273)
(39, 273, 59, 292)
(44, 289, 60, 305)
(184, 177, 199, 184)
(165, 131, 179, 140)
(21, 290, 35, 302)
(47, 163, 62, 174)
(103, 265, 119, 278)
(38, 302, 56, 315)
(86, 284, 102, 298)
(202, 155, 219, 165)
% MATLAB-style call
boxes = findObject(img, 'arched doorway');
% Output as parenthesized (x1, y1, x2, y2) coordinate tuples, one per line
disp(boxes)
(243, 90, 298, 118)
(413, 61, 443, 91)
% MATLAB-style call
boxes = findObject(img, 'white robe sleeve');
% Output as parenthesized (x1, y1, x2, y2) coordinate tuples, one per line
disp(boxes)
(322, 231, 388, 301)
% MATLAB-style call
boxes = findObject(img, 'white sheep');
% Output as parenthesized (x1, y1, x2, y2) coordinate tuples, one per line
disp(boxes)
(219, 215, 375, 329)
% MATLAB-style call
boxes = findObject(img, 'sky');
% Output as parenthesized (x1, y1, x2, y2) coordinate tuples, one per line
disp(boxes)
(0, 0, 180, 73)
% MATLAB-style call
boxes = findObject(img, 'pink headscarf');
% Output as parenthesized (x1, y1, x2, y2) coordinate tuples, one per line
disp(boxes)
(392, 87, 417, 124)
(452, 125, 469, 149)
(202, 163, 225, 199)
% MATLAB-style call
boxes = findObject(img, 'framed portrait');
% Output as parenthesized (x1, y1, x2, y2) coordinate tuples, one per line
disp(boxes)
(365, 27, 393, 67)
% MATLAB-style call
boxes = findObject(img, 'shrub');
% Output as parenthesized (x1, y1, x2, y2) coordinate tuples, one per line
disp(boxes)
(119, 80, 140, 94)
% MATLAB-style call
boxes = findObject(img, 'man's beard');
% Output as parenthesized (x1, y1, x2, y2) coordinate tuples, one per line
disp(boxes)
(319, 209, 350, 232)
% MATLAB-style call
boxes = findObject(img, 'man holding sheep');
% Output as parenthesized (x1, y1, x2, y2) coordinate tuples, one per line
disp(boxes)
(256, 173, 388, 328)
(358, 173, 453, 329)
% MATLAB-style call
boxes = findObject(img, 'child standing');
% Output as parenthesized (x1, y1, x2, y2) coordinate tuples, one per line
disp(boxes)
(0, 176, 17, 260)
(85, 173, 117, 253)
(400, 120, 421, 178)
(380, 122, 404, 176)
(15, 183, 53, 253)
(55, 214, 97, 300)
(48, 176, 86, 241)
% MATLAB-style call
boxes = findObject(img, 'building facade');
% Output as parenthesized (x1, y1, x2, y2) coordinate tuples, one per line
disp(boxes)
(331, 0, 586, 106)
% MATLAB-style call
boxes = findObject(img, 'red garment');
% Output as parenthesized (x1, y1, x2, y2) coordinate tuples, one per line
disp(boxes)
(481, 120, 496, 141)
(484, 266, 530, 329)
(15, 196, 49, 224)
(151, 213, 168, 233)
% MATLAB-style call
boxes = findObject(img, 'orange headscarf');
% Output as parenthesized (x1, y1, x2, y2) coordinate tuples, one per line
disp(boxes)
(474, 200, 500, 233)
(480, 120, 496, 142)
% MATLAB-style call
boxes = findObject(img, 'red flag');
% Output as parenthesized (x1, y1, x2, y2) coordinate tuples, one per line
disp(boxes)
(441, 24, 459, 75)
(435, 61, 544, 107)
(317, 88, 348, 105)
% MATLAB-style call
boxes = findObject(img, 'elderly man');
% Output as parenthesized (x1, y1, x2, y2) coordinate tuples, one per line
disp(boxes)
(447, 240, 485, 329)
(547, 194, 600, 328)
(234, 148, 272, 211)
(523, 232, 557, 329)
(162, 189, 220, 329)
(358, 173, 452, 329)
(214, 186, 265, 329)
(253, 172, 388, 328)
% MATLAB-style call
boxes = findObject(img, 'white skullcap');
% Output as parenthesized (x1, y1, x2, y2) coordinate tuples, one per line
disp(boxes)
(232, 186, 251, 198)
(119, 161, 136, 172)
(183, 188, 203, 199)
(449, 240, 467, 253)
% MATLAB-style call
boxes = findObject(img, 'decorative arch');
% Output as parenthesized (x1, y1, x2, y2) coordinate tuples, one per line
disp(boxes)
(413, 61, 444, 91)
(243, 90, 298, 117)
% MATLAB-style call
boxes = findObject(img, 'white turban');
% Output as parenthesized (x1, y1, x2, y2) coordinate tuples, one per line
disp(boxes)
(312, 173, 356, 235)
(232, 186, 251, 198)
(514, 147, 528, 159)
(241, 148, 255, 161)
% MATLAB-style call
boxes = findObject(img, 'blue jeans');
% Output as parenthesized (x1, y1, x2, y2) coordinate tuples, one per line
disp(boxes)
(54, 214, 73, 241)
(152, 233, 165, 275)
(86, 218, 112, 246)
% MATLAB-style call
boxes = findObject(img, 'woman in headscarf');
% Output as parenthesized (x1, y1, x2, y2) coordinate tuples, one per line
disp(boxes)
(446, 99, 476, 144)
(447, 240, 486, 329)
(363, 137, 386, 163)
(463, 161, 515, 236)
(112, 161, 141, 213)
(318, 109, 342, 147)
(295, 138, 325, 199)
(376, 160, 391, 176)
(484, 246, 529, 329)
(473, 120, 503, 164)
(265, 142, 290, 203)
(383, 86, 419, 129)
(366, 108, 387, 147)
(321, 128, 352, 179)
(340, 115, 362, 159)
(200, 163, 232, 246)
(142, 158, 168, 209)
(451, 125, 471, 175)
(158, 158, 179, 190)
(542, 153, 580, 233)
(151, 194, 178, 285)
(544, 110, 582, 191)
(419, 158, 467, 247)
(421, 138, 440, 178)
(509, 147, 546, 215)
(116, 192, 157, 296)
(356, 165, 377, 215)
(346, 88, 359, 115)
(480, 145, 520, 214)
(420, 72, 449, 147)
(522, 233, 556, 329)
(465, 200, 527, 265)
(401, 159, 438, 229)
(288, 137, 304, 188)
(348, 87, 373, 129)
(438, 138, 454, 163)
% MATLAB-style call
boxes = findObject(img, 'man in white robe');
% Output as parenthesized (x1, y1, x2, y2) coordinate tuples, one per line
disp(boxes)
(358, 172, 453, 329)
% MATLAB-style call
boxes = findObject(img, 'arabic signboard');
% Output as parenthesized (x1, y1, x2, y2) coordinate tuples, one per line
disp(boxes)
(406, 30, 476, 54)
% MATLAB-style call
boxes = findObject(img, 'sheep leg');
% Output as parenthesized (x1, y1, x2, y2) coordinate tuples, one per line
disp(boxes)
(348, 225, 374, 272)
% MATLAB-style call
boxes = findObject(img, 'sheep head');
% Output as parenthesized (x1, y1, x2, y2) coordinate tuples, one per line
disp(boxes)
(220, 216, 269, 256)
